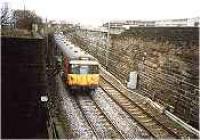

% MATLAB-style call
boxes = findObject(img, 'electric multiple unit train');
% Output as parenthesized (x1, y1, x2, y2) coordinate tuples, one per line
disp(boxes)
(54, 33, 99, 89)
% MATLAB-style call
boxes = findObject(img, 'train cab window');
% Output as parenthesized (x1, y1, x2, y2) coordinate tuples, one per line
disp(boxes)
(71, 64, 79, 74)
(80, 66, 89, 74)
(70, 64, 99, 74)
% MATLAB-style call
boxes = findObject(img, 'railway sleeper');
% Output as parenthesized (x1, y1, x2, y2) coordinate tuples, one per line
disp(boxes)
(136, 115, 149, 119)
(151, 129, 171, 138)
(117, 97, 126, 100)
(152, 131, 169, 138)
(131, 112, 144, 116)
(107, 92, 120, 96)
(144, 124, 166, 135)
(121, 102, 133, 106)
(143, 121, 156, 126)
(98, 115, 105, 120)
(128, 108, 142, 113)
(125, 104, 136, 108)
(95, 111, 102, 116)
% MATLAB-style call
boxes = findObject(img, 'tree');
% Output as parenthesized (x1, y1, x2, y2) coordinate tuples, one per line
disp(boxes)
(1, 2, 12, 25)
(13, 10, 42, 30)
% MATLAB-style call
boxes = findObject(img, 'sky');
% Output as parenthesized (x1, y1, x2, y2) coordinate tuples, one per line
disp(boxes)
(1, 0, 200, 27)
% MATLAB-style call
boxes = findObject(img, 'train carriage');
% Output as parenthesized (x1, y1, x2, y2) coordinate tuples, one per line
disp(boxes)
(54, 33, 99, 90)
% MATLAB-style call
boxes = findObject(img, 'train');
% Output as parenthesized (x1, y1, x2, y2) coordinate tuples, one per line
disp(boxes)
(54, 32, 100, 90)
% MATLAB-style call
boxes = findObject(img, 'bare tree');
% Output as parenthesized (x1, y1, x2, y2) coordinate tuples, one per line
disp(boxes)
(1, 3, 43, 30)
(1, 2, 11, 25)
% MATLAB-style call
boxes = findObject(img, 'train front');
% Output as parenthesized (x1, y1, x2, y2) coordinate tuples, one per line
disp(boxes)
(67, 59, 99, 89)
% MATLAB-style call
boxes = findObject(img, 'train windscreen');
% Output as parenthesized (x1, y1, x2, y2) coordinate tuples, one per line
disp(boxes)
(70, 64, 98, 74)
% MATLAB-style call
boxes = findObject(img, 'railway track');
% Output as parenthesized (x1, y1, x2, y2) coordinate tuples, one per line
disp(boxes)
(93, 87, 151, 138)
(72, 91, 125, 139)
(100, 76, 180, 139)
(57, 76, 96, 138)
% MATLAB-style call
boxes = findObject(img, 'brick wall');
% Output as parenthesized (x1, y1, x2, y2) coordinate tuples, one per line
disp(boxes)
(71, 27, 199, 129)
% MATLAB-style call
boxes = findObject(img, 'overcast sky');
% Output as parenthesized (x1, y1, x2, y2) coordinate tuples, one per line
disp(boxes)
(1, 0, 200, 26)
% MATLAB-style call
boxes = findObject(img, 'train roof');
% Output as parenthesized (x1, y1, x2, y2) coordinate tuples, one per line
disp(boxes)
(54, 33, 96, 61)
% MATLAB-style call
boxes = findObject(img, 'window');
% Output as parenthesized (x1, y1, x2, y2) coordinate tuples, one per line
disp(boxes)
(80, 66, 89, 74)
(71, 64, 79, 74)
(70, 64, 98, 74)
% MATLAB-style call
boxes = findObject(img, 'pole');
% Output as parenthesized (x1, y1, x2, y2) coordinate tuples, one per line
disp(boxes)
(23, 0, 25, 18)
(106, 22, 110, 69)
(46, 18, 49, 64)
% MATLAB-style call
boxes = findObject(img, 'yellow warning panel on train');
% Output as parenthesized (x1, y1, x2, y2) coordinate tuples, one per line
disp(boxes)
(68, 74, 99, 87)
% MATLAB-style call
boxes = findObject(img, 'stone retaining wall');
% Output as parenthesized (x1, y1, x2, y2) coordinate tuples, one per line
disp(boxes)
(71, 27, 199, 129)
